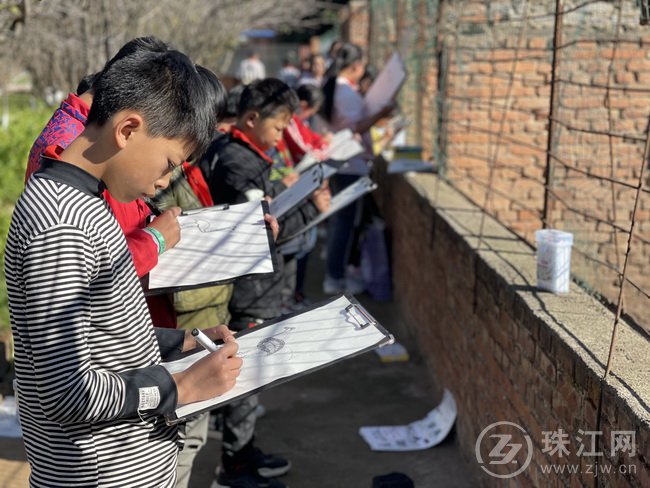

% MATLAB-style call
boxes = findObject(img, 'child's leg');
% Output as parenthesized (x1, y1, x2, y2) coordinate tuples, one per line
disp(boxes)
(280, 256, 297, 309)
(325, 174, 361, 281)
(176, 412, 211, 488)
(220, 394, 291, 479)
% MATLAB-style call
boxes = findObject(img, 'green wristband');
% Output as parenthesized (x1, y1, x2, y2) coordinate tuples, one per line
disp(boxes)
(146, 227, 166, 255)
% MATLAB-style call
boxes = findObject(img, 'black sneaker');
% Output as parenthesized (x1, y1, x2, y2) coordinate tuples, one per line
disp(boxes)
(211, 468, 287, 488)
(231, 446, 291, 478)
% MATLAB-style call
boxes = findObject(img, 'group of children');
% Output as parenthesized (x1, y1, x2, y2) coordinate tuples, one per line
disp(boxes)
(6, 35, 394, 488)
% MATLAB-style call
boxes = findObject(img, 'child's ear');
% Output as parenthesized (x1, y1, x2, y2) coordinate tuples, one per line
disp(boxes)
(114, 113, 145, 149)
(244, 111, 259, 130)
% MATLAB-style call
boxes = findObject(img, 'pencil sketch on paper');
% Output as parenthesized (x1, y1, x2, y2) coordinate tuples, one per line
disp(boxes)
(180, 218, 238, 234)
(166, 296, 393, 421)
(148, 200, 274, 290)
(239, 326, 296, 360)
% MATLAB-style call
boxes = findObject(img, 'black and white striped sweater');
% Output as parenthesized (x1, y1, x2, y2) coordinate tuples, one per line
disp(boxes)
(5, 159, 181, 487)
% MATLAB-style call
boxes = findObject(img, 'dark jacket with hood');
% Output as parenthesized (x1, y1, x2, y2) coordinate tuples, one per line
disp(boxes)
(202, 129, 318, 321)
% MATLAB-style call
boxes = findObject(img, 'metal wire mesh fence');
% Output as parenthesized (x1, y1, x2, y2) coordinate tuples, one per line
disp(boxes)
(368, 0, 650, 342)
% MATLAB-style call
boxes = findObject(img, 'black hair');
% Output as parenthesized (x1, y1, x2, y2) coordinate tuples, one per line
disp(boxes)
(237, 78, 299, 119)
(321, 42, 364, 122)
(87, 48, 219, 160)
(296, 84, 324, 110)
(195, 64, 228, 123)
(90, 36, 170, 92)
(101, 36, 169, 74)
(224, 85, 245, 119)
(76, 73, 99, 96)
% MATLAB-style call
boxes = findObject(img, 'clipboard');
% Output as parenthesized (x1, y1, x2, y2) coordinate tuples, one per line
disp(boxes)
(294, 130, 364, 174)
(387, 159, 437, 174)
(146, 200, 278, 294)
(269, 163, 342, 219)
(363, 52, 408, 118)
(162, 294, 394, 425)
(278, 176, 378, 246)
(269, 164, 325, 218)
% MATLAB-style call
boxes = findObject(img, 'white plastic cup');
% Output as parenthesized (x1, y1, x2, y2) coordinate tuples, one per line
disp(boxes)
(535, 229, 574, 294)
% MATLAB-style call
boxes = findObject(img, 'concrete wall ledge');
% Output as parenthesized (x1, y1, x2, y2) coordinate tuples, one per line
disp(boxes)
(374, 168, 649, 486)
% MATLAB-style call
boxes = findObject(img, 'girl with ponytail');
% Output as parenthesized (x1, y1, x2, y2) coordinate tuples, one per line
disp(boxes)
(320, 42, 394, 294)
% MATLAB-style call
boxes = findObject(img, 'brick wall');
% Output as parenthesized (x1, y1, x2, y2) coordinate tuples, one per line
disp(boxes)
(360, 0, 650, 335)
(372, 166, 650, 487)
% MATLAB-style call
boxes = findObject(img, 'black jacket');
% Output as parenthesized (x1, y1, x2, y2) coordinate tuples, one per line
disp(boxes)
(203, 134, 318, 320)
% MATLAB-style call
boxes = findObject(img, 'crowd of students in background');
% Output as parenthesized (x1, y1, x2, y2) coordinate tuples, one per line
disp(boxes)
(10, 36, 398, 488)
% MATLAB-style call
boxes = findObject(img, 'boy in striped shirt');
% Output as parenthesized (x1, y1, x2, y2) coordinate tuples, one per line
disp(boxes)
(4, 44, 242, 487)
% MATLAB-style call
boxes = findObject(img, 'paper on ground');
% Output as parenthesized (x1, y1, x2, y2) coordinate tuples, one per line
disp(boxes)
(359, 389, 457, 451)
(374, 341, 410, 362)
(148, 201, 273, 290)
(0, 396, 22, 438)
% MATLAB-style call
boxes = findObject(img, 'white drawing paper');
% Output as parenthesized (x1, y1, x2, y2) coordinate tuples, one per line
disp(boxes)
(364, 52, 407, 118)
(387, 159, 436, 174)
(279, 177, 378, 246)
(295, 129, 364, 174)
(163, 295, 393, 421)
(359, 389, 457, 451)
(148, 201, 273, 291)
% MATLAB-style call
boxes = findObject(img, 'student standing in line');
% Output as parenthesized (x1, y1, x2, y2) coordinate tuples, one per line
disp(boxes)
(5, 44, 242, 488)
(24, 36, 181, 328)
(320, 42, 393, 295)
(152, 83, 286, 488)
(205, 78, 331, 488)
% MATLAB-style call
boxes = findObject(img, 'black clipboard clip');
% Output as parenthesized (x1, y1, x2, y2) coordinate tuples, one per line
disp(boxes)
(345, 303, 377, 330)
(181, 203, 230, 216)
(312, 163, 325, 186)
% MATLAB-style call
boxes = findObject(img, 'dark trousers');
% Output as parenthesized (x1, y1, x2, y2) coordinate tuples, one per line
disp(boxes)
(326, 174, 361, 280)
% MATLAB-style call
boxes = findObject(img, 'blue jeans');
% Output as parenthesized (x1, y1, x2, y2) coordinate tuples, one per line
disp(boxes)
(326, 174, 361, 280)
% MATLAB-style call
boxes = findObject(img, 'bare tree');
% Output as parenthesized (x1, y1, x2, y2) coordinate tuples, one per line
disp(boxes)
(4, 0, 319, 100)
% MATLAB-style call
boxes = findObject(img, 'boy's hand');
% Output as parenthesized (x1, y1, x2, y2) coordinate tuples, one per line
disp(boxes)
(173, 341, 242, 405)
(148, 207, 181, 249)
(182, 324, 235, 352)
(281, 172, 299, 188)
(312, 185, 331, 213)
(264, 213, 280, 241)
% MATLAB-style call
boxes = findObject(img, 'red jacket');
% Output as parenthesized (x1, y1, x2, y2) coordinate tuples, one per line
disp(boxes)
(27, 97, 176, 327)
(282, 114, 326, 163)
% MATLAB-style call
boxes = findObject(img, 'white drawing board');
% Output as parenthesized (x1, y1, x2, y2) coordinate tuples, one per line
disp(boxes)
(364, 52, 407, 118)
(269, 165, 324, 218)
(294, 129, 364, 174)
(147, 201, 275, 292)
(163, 295, 393, 423)
(279, 176, 378, 245)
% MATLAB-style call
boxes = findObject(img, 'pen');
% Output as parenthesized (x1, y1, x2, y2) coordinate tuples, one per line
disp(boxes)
(181, 203, 230, 216)
(191, 328, 219, 352)
(143, 197, 162, 217)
